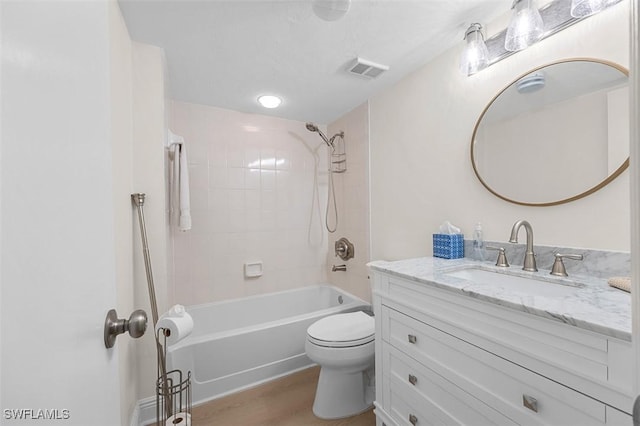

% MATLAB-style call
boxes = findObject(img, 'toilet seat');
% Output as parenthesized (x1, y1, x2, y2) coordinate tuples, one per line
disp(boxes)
(307, 311, 374, 348)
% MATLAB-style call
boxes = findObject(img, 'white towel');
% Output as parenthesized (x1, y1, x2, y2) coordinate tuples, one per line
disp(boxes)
(177, 143, 191, 231)
(168, 130, 191, 231)
(608, 276, 631, 293)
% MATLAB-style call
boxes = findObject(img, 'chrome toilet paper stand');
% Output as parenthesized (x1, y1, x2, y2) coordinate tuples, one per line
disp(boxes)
(156, 328, 192, 426)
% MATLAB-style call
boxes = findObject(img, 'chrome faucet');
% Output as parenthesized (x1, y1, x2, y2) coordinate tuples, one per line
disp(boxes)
(509, 220, 537, 272)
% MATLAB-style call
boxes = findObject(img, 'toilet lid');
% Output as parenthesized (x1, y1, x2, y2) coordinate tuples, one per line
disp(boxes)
(307, 311, 374, 347)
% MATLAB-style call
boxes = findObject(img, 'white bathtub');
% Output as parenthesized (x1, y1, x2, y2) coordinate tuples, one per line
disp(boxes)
(166, 285, 370, 406)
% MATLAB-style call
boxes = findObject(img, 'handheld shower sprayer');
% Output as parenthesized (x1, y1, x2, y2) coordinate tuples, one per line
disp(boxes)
(305, 122, 346, 234)
(305, 122, 334, 147)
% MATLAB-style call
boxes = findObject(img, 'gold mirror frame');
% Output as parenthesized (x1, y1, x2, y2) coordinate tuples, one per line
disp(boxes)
(470, 58, 629, 207)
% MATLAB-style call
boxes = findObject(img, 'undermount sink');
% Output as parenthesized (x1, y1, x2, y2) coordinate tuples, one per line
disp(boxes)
(444, 267, 581, 297)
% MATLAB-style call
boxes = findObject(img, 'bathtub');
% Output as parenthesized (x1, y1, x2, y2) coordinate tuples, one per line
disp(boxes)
(166, 285, 370, 406)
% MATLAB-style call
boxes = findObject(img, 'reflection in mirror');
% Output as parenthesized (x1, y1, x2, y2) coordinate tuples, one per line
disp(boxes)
(471, 59, 629, 206)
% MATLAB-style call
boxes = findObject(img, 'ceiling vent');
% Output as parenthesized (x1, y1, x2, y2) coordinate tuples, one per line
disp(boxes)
(347, 57, 389, 79)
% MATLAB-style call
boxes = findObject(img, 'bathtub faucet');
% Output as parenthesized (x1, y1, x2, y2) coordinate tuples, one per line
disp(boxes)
(332, 264, 347, 272)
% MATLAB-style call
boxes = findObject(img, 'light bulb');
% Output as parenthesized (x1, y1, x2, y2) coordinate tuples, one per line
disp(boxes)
(571, 0, 606, 17)
(257, 95, 282, 109)
(505, 0, 544, 52)
(459, 23, 489, 76)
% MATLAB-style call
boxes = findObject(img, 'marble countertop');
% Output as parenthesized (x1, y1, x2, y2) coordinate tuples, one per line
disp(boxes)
(369, 257, 632, 341)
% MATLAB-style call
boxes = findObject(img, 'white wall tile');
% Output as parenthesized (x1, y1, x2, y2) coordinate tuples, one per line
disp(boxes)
(260, 149, 276, 169)
(228, 189, 245, 210)
(227, 167, 245, 189)
(170, 101, 329, 305)
(209, 166, 228, 188)
(227, 146, 245, 168)
(326, 102, 371, 303)
(245, 168, 261, 190)
(245, 149, 261, 168)
(261, 169, 276, 190)
(208, 188, 228, 210)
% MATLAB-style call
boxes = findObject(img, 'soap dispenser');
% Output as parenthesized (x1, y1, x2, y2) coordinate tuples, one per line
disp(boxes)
(473, 222, 485, 261)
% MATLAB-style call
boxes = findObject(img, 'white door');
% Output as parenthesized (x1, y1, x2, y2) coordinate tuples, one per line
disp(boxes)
(632, 1, 640, 425)
(1, 1, 121, 424)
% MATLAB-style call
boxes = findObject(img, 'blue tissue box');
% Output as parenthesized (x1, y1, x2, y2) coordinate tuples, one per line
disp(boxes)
(433, 234, 464, 259)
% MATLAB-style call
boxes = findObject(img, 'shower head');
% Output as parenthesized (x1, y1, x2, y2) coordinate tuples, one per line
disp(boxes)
(305, 122, 333, 147)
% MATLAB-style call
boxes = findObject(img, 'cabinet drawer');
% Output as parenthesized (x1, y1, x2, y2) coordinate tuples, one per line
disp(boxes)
(605, 406, 632, 426)
(388, 385, 443, 426)
(386, 277, 610, 383)
(384, 306, 607, 425)
(385, 344, 516, 426)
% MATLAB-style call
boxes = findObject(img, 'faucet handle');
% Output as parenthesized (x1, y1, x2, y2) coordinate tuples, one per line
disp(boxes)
(550, 253, 583, 277)
(486, 246, 509, 267)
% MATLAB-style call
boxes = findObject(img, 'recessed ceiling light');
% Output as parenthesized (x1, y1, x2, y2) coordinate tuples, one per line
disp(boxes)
(312, 0, 351, 21)
(257, 95, 282, 109)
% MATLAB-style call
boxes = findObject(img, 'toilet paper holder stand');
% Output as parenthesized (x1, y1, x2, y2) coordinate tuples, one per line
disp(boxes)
(156, 328, 192, 425)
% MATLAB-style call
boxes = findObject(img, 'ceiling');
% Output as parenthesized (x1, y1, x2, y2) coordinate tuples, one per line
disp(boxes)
(118, 0, 512, 124)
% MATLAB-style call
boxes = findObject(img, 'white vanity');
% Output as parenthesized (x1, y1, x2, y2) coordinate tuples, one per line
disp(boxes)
(369, 257, 633, 426)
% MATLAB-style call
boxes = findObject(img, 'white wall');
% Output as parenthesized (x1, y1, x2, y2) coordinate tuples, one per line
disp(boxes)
(109, 2, 137, 425)
(370, 2, 630, 261)
(1, 1, 121, 424)
(169, 101, 329, 305)
(132, 42, 171, 401)
(327, 102, 371, 302)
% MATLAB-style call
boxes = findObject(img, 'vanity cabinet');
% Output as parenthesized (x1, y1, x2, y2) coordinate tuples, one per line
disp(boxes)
(371, 271, 633, 426)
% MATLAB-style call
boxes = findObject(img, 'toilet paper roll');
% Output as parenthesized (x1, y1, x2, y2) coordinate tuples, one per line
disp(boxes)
(156, 312, 194, 346)
(165, 412, 191, 426)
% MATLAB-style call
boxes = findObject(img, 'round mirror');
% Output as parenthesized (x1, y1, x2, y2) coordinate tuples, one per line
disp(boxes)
(471, 59, 629, 207)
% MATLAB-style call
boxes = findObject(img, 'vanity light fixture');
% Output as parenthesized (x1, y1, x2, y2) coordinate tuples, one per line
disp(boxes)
(505, 0, 544, 52)
(462, 0, 624, 77)
(257, 95, 282, 109)
(459, 23, 490, 76)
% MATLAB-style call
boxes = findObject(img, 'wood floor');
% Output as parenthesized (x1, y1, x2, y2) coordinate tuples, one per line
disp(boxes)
(190, 366, 376, 426)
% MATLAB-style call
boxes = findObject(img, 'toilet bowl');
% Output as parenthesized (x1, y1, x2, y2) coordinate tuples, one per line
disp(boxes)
(305, 311, 375, 419)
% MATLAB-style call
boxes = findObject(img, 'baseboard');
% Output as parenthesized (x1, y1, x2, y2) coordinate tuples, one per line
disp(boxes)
(131, 396, 156, 426)
(130, 366, 318, 425)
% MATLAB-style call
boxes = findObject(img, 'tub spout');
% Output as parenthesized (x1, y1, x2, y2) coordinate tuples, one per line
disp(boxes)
(332, 264, 347, 272)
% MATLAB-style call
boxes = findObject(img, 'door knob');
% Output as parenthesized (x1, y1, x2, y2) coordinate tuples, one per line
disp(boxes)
(633, 394, 640, 426)
(104, 309, 148, 348)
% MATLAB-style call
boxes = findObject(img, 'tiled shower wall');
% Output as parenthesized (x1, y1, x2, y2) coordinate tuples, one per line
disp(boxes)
(169, 101, 329, 305)
(327, 102, 371, 302)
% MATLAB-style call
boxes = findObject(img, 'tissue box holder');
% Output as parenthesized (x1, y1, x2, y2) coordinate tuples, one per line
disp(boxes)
(433, 234, 464, 259)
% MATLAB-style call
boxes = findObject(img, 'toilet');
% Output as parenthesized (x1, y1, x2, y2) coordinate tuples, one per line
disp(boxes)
(305, 311, 375, 419)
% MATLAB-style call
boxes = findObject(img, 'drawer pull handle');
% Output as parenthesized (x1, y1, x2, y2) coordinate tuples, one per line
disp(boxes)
(523, 395, 538, 413)
(408, 334, 417, 344)
(409, 414, 418, 425)
(408, 374, 418, 385)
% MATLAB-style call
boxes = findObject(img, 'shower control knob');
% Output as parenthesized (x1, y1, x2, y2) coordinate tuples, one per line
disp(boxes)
(334, 237, 354, 261)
